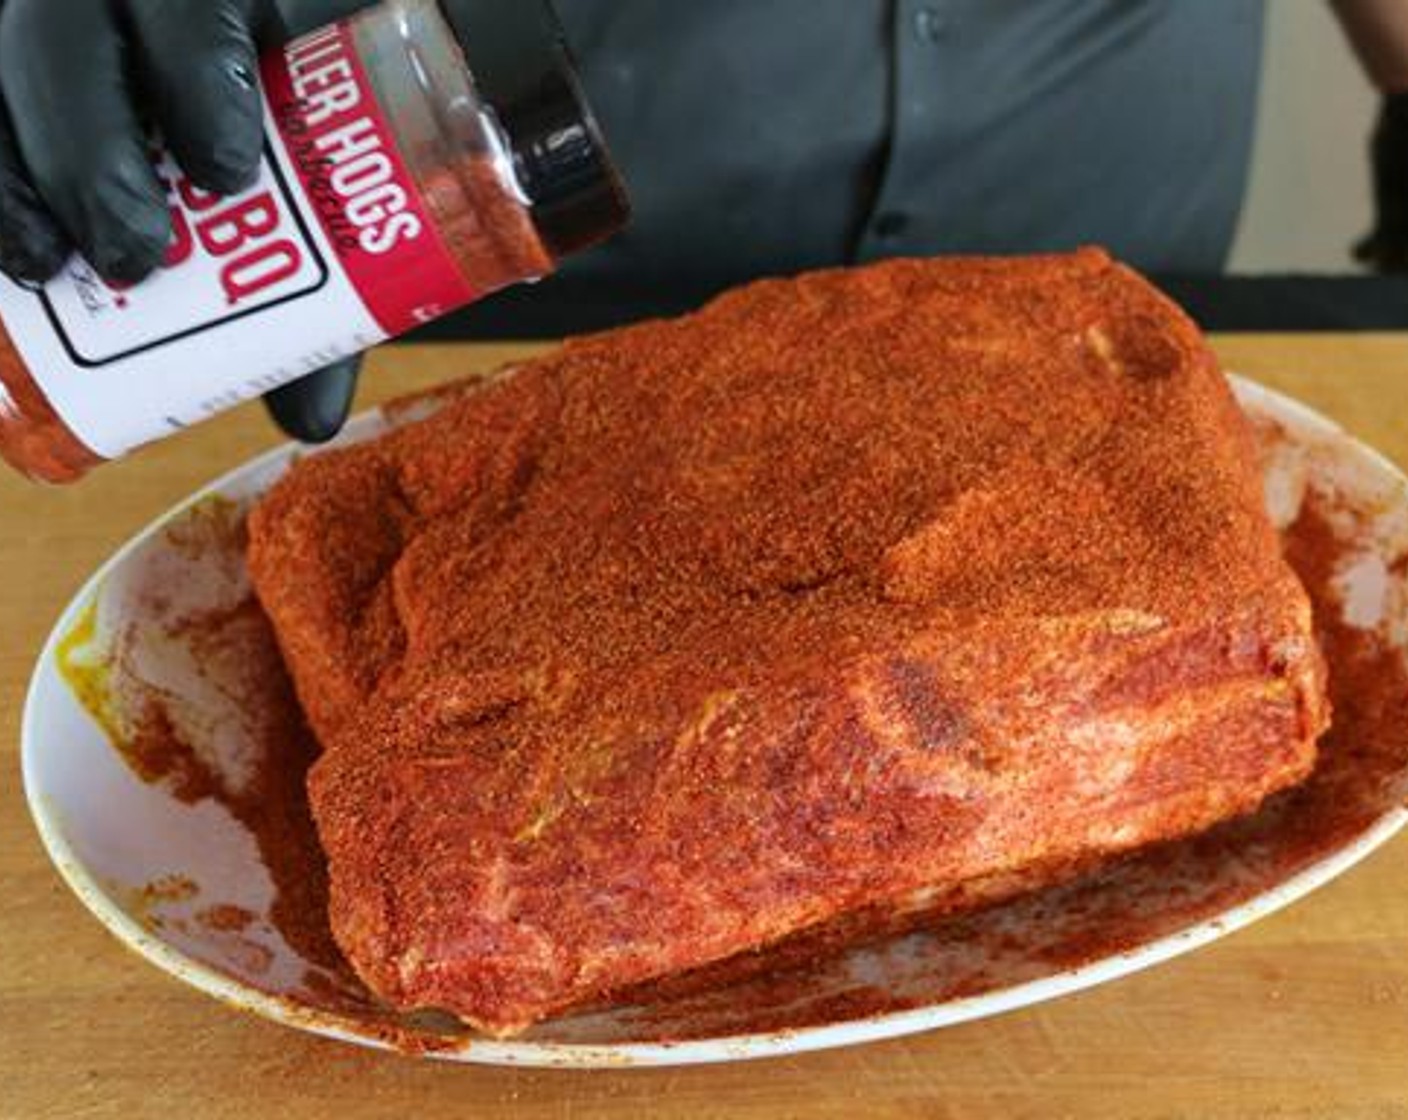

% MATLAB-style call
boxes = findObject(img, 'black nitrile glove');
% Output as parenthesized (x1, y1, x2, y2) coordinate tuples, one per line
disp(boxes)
(1356, 92, 1408, 273)
(0, 0, 370, 442)
(263, 355, 363, 444)
(0, 0, 272, 283)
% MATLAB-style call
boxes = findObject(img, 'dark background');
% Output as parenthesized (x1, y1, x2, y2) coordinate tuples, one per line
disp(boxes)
(403, 274, 1408, 342)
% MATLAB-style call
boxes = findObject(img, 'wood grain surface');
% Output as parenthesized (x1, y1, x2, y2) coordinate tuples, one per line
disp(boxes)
(2, 336, 1406, 1120)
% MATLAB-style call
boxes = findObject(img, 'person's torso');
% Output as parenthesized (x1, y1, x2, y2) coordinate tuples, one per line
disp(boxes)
(555, 0, 1265, 283)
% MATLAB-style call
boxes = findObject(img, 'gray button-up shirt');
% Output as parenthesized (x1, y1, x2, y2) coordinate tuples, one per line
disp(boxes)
(556, 0, 1265, 284)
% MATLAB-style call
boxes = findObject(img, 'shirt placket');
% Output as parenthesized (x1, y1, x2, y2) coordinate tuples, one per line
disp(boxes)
(857, 0, 958, 262)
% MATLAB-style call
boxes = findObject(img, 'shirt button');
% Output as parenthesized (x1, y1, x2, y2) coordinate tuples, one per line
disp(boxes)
(873, 212, 910, 239)
(914, 6, 951, 43)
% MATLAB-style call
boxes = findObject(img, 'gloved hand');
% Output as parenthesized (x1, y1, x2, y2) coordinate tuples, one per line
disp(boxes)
(1356, 92, 1408, 273)
(0, 0, 370, 443)
(263, 355, 364, 442)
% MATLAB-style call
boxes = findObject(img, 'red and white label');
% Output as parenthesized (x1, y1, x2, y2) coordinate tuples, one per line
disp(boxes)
(37, 150, 330, 366)
(0, 22, 483, 460)
(263, 25, 477, 335)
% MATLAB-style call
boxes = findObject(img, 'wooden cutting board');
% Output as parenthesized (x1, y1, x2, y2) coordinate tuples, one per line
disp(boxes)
(1, 335, 1406, 1120)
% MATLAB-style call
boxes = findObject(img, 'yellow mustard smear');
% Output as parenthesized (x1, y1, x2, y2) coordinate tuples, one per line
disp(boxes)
(55, 595, 126, 749)
(55, 492, 246, 762)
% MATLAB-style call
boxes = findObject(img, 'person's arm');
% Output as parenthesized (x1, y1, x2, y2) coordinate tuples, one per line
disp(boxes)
(1331, 0, 1408, 91)
(1330, 0, 1408, 269)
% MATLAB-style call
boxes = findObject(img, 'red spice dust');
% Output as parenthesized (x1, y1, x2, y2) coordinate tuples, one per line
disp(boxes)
(85, 500, 351, 982)
(195, 905, 257, 934)
(124, 624, 349, 977)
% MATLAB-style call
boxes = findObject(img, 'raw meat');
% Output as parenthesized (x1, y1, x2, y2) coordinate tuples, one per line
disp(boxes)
(248, 249, 1328, 1036)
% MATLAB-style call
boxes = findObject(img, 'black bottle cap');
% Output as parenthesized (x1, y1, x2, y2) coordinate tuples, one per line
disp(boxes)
(438, 0, 630, 258)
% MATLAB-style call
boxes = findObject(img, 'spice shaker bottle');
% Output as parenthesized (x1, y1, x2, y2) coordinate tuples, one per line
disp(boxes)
(0, 0, 628, 483)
